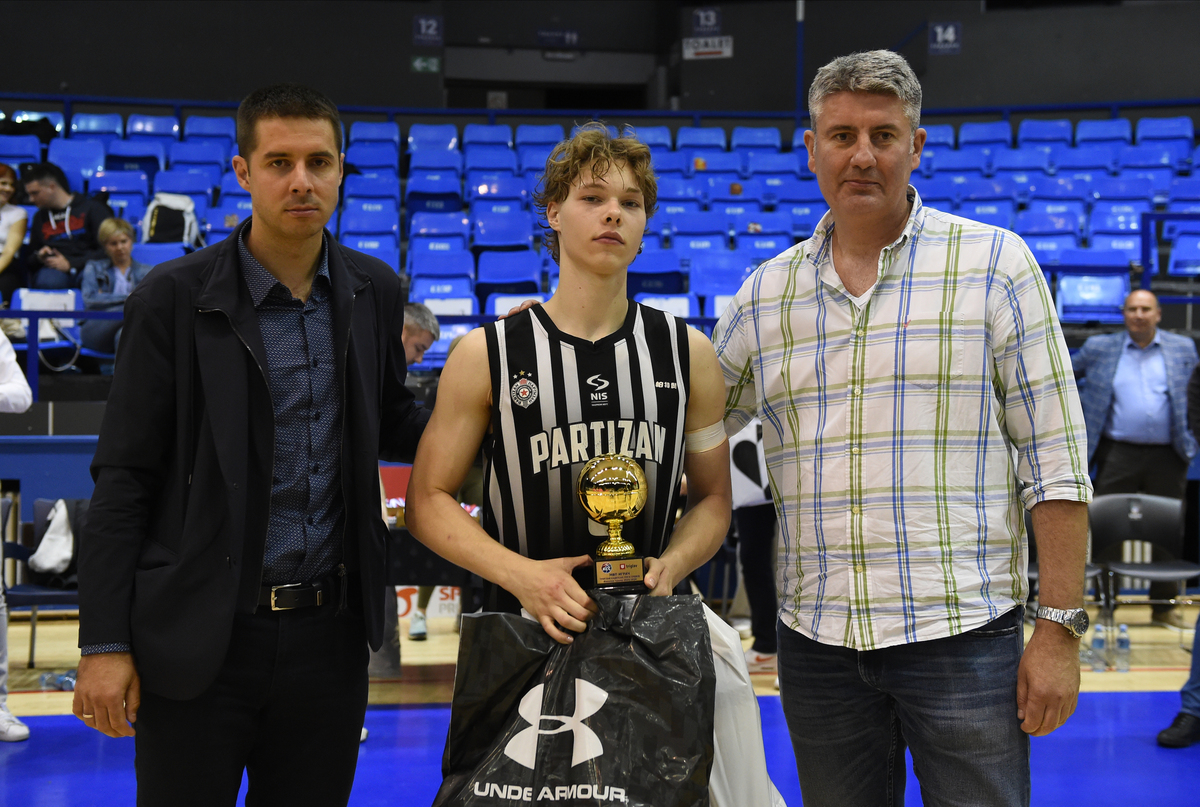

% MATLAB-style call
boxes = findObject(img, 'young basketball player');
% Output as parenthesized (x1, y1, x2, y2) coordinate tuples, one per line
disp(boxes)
(405, 123, 732, 642)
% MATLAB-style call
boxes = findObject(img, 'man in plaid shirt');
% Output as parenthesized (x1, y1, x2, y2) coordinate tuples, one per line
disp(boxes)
(714, 51, 1092, 807)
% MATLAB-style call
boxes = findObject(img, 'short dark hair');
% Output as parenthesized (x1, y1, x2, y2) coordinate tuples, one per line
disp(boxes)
(236, 83, 342, 159)
(23, 162, 71, 192)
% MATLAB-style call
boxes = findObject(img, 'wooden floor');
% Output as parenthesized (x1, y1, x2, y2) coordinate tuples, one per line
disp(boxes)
(6, 603, 1194, 717)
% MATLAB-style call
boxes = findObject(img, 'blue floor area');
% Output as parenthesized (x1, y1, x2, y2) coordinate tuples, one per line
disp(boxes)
(2, 693, 1196, 805)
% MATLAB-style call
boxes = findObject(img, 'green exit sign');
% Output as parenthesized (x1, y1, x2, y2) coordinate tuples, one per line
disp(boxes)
(411, 56, 441, 74)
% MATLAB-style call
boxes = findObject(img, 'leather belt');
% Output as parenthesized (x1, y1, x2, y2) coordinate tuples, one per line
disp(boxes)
(258, 572, 341, 611)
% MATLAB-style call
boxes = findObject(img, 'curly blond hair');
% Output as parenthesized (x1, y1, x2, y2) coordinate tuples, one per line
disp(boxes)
(533, 122, 658, 265)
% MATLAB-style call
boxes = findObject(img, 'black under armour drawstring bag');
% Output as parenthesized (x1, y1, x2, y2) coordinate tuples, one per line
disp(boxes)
(433, 592, 716, 807)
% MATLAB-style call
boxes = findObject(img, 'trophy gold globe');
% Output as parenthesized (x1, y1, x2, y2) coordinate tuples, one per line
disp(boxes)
(577, 454, 649, 594)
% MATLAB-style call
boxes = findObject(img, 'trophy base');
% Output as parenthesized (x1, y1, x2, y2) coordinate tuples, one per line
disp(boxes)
(579, 555, 648, 596)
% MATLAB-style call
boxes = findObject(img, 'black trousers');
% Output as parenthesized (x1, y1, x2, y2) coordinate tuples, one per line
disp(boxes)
(735, 503, 779, 654)
(134, 604, 369, 807)
(1093, 437, 1188, 612)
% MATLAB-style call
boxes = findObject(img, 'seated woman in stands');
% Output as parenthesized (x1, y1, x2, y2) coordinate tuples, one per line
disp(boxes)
(80, 218, 151, 354)
(0, 164, 28, 306)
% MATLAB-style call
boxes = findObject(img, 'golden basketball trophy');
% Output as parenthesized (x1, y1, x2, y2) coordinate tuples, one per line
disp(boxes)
(577, 454, 649, 594)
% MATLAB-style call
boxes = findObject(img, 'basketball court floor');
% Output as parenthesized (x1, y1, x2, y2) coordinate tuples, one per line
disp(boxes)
(3, 603, 1197, 806)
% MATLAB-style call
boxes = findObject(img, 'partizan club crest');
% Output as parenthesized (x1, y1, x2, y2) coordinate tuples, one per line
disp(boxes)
(511, 370, 539, 409)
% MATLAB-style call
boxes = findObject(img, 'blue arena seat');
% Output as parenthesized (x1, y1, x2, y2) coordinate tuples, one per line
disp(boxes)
(1028, 175, 1093, 204)
(708, 179, 764, 216)
(912, 177, 960, 208)
(484, 292, 547, 316)
(690, 250, 755, 298)
(68, 113, 123, 146)
(351, 244, 400, 271)
(346, 143, 400, 176)
(922, 125, 956, 149)
(345, 174, 401, 204)
(676, 127, 726, 153)
(340, 198, 399, 241)
(1052, 146, 1117, 180)
(476, 250, 542, 300)
(1093, 176, 1154, 203)
(406, 124, 458, 152)
(1027, 199, 1087, 231)
(731, 127, 781, 154)
(127, 115, 180, 145)
(1026, 234, 1078, 266)
(634, 293, 701, 318)
(1089, 207, 1143, 238)
(1136, 116, 1194, 169)
(991, 149, 1051, 178)
(154, 169, 215, 206)
(106, 140, 166, 177)
(692, 152, 744, 182)
(463, 124, 513, 152)
(771, 178, 825, 204)
(1118, 145, 1175, 203)
(1056, 274, 1128, 324)
(518, 146, 553, 177)
(746, 152, 801, 180)
(671, 212, 730, 239)
(132, 243, 188, 266)
(405, 172, 463, 213)
(183, 116, 237, 150)
(168, 141, 227, 185)
(731, 211, 792, 237)
(47, 139, 105, 192)
(957, 178, 1017, 204)
(627, 251, 685, 296)
(1168, 237, 1200, 276)
(959, 201, 1014, 230)
(515, 125, 564, 148)
(219, 172, 249, 199)
(652, 151, 692, 178)
(408, 211, 471, 254)
(655, 177, 705, 216)
(1169, 178, 1200, 202)
(632, 126, 672, 153)
(734, 233, 791, 260)
(92, 171, 150, 224)
(409, 149, 463, 179)
(468, 174, 528, 206)
(0, 135, 42, 166)
(11, 110, 64, 134)
(464, 149, 518, 180)
(930, 150, 990, 181)
(1076, 118, 1132, 148)
(1089, 235, 1150, 270)
(1016, 119, 1072, 147)
(785, 202, 827, 240)
(1016, 210, 1078, 238)
(413, 275, 473, 298)
(959, 121, 1012, 149)
(340, 232, 399, 254)
(207, 195, 254, 238)
(1164, 201, 1200, 241)
(472, 211, 535, 251)
(409, 249, 475, 280)
(349, 121, 400, 150)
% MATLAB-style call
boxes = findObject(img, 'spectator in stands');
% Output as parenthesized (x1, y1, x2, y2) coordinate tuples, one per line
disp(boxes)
(0, 164, 28, 306)
(23, 163, 112, 290)
(80, 218, 151, 354)
(0, 327, 32, 742)
(1072, 289, 1197, 629)
(714, 50, 1091, 806)
(402, 301, 439, 366)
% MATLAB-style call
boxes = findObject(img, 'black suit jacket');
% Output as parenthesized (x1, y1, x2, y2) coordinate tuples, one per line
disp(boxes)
(79, 220, 428, 700)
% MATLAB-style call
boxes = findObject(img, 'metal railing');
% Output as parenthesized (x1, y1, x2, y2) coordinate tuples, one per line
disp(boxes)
(13, 309, 122, 401)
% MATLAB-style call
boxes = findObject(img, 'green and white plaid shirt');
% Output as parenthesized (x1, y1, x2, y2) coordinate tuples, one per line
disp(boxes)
(713, 190, 1092, 650)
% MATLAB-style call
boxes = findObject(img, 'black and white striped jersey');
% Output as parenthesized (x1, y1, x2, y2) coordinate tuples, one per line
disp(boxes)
(481, 302, 691, 610)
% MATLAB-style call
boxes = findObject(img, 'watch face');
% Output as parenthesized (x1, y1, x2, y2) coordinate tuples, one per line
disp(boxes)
(1065, 609, 1090, 637)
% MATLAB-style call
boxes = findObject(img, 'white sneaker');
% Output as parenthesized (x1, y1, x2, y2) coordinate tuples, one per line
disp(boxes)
(409, 611, 428, 641)
(360, 727, 368, 743)
(0, 705, 29, 742)
(773, 676, 780, 691)
(744, 647, 778, 674)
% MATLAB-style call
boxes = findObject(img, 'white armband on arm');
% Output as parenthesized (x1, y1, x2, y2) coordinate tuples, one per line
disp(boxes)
(684, 421, 726, 454)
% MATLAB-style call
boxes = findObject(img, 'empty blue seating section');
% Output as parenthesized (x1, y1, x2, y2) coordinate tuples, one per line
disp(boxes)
(219, 172, 249, 198)
(731, 127, 781, 154)
(635, 293, 701, 318)
(69, 113, 123, 146)
(106, 140, 166, 177)
(407, 124, 458, 152)
(168, 141, 226, 186)
(92, 170, 149, 225)
(47, 139, 105, 192)
(747, 152, 800, 179)
(127, 115, 180, 145)
(410, 250, 474, 281)
(786, 202, 826, 239)
(473, 210, 534, 252)
(913, 177, 958, 208)
(628, 251, 685, 295)
(1136, 116, 1194, 167)
(959, 121, 1012, 150)
(0, 135, 42, 167)
(1053, 147, 1115, 179)
(345, 174, 400, 203)
(406, 172, 462, 213)
(652, 151, 692, 178)
(1168, 237, 1200, 276)
(515, 125, 564, 148)
(931, 149, 989, 181)
(1017, 119, 1072, 147)
(469, 174, 528, 206)
(735, 233, 791, 260)
(341, 198, 400, 249)
(634, 126, 672, 153)
(654, 178, 704, 215)
(349, 121, 400, 150)
(1094, 176, 1154, 202)
(207, 196, 254, 238)
(410, 149, 464, 179)
(959, 201, 1013, 230)
(1056, 274, 1128, 324)
(462, 124, 513, 154)
(922, 125, 956, 149)
(676, 127, 726, 153)
(1076, 118, 1132, 148)
(518, 146, 553, 178)
(153, 169, 213, 214)
(183, 116, 236, 150)
(12, 110, 64, 133)
(409, 212, 470, 255)
(132, 243, 187, 266)
(346, 143, 400, 176)
(464, 148, 518, 179)
(476, 251, 541, 300)
(709, 179, 764, 215)
(733, 211, 792, 237)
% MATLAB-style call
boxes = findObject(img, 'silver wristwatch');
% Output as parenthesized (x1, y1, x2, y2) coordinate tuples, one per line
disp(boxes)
(1035, 606, 1090, 638)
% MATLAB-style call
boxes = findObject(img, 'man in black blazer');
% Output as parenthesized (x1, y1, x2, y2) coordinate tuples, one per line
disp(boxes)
(72, 85, 428, 806)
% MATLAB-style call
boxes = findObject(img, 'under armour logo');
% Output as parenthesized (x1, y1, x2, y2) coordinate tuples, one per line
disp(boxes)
(504, 678, 608, 769)
(586, 374, 610, 391)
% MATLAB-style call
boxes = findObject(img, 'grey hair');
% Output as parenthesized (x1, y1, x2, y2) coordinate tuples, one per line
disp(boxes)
(403, 302, 440, 341)
(808, 50, 922, 137)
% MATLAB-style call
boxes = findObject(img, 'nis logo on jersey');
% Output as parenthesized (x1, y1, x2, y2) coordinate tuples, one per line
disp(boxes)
(531, 420, 667, 474)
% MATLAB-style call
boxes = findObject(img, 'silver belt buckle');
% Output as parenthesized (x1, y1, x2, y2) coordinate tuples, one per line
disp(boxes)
(270, 582, 305, 611)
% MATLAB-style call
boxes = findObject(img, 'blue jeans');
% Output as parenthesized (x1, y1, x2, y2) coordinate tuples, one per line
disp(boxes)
(32, 266, 76, 289)
(777, 607, 1030, 807)
(1181, 609, 1200, 718)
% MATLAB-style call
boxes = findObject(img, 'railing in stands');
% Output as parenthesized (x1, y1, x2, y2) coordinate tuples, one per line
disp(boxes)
(3, 91, 1200, 129)
(16, 309, 121, 402)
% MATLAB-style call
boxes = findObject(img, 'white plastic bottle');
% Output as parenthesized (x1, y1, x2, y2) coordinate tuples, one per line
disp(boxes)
(1115, 624, 1131, 672)
(1090, 625, 1107, 672)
